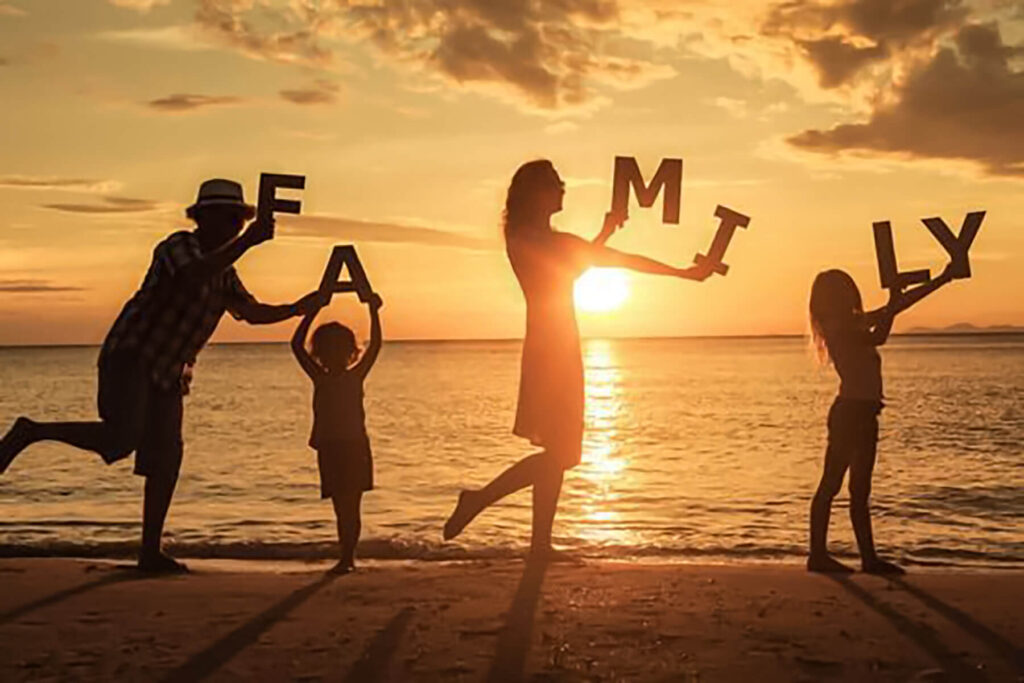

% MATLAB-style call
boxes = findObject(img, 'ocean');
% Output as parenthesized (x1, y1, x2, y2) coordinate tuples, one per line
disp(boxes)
(1, 335, 1021, 568)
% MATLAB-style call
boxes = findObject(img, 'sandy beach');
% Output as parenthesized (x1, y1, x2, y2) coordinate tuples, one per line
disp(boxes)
(0, 558, 1020, 682)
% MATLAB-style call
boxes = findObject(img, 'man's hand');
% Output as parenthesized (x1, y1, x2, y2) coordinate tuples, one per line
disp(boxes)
(242, 216, 275, 247)
(368, 292, 384, 310)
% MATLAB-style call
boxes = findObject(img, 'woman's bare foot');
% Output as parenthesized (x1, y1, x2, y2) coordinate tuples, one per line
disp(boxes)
(862, 557, 905, 575)
(807, 553, 855, 573)
(329, 560, 355, 575)
(443, 490, 480, 541)
(0, 417, 35, 475)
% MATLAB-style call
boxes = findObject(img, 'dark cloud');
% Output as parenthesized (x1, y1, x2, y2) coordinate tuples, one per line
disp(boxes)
(194, 0, 671, 111)
(279, 79, 339, 105)
(282, 214, 496, 251)
(789, 23, 1024, 177)
(42, 196, 163, 213)
(0, 279, 86, 293)
(194, 0, 333, 66)
(146, 93, 243, 112)
(763, 0, 967, 87)
(0, 176, 118, 192)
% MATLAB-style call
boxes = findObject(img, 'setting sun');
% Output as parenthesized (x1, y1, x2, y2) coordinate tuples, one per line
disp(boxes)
(575, 268, 630, 313)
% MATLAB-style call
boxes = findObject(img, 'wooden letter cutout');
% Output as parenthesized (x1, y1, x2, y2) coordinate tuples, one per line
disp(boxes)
(257, 172, 306, 223)
(319, 245, 373, 303)
(921, 211, 984, 279)
(610, 156, 683, 224)
(872, 221, 930, 290)
(692, 205, 751, 275)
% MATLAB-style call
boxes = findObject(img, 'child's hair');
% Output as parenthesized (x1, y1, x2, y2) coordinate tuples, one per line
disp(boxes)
(809, 269, 864, 364)
(310, 322, 359, 369)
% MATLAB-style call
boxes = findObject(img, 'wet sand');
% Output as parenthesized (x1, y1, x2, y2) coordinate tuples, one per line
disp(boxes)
(0, 558, 1021, 682)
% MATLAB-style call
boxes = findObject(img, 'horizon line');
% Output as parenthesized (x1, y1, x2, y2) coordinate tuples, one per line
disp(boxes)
(2, 329, 1022, 350)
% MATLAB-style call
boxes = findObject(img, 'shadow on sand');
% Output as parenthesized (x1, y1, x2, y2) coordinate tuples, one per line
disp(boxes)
(827, 574, 986, 681)
(159, 571, 338, 683)
(890, 577, 1023, 675)
(486, 558, 549, 683)
(0, 569, 139, 626)
(341, 606, 415, 683)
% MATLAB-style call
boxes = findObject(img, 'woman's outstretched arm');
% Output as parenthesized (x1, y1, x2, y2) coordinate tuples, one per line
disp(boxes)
(590, 243, 712, 281)
(353, 293, 384, 379)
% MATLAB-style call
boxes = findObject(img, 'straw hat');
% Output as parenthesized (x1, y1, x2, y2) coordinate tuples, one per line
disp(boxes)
(185, 178, 256, 220)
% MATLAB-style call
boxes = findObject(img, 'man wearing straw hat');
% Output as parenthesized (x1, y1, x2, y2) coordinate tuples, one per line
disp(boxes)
(0, 178, 321, 573)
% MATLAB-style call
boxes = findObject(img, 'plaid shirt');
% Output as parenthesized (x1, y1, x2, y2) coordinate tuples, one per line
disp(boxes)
(101, 230, 257, 391)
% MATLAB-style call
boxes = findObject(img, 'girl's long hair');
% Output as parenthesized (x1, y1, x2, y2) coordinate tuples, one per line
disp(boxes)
(503, 159, 555, 240)
(809, 269, 863, 364)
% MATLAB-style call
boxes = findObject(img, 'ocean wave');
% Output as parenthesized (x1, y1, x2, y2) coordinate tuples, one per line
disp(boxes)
(2, 538, 1022, 568)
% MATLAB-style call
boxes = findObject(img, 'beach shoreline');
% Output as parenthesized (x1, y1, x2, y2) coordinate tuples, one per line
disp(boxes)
(1, 557, 1021, 682)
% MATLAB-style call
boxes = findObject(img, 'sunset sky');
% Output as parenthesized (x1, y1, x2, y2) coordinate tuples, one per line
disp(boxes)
(1, 0, 1022, 345)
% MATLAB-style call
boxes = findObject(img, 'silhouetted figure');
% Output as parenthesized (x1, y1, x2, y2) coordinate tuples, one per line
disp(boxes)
(292, 292, 383, 574)
(443, 159, 713, 558)
(807, 264, 955, 575)
(0, 179, 321, 573)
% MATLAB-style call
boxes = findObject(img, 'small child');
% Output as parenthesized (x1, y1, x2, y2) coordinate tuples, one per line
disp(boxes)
(807, 264, 953, 574)
(292, 292, 383, 574)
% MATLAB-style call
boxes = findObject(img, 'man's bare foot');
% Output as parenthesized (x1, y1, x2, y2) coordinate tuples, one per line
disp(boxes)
(862, 557, 905, 575)
(0, 417, 34, 475)
(137, 551, 189, 575)
(443, 490, 480, 541)
(807, 554, 855, 573)
(329, 560, 355, 575)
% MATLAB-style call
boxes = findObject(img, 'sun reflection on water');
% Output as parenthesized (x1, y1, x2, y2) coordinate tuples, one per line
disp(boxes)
(572, 339, 635, 547)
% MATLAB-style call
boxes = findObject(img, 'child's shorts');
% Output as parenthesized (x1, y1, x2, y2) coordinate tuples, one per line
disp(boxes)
(316, 437, 373, 499)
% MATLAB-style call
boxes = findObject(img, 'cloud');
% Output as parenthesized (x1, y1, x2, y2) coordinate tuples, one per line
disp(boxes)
(281, 214, 496, 251)
(0, 176, 121, 193)
(279, 79, 339, 105)
(41, 196, 164, 214)
(97, 25, 211, 51)
(0, 3, 26, 17)
(109, 0, 171, 11)
(788, 22, 1024, 177)
(146, 93, 244, 112)
(192, 0, 675, 111)
(0, 279, 86, 293)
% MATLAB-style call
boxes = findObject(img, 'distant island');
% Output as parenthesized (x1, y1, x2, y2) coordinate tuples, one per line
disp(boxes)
(904, 323, 1024, 334)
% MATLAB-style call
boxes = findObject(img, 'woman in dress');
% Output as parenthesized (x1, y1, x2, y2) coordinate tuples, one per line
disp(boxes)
(443, 159, 713, 558)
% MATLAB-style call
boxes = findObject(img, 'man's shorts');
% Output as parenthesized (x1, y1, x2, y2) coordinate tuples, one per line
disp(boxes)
(97, 350, 184, 479)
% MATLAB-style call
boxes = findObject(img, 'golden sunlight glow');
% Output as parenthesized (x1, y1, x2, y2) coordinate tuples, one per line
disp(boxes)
(574, 268, 630, 313)
(573, 340, 636, 547)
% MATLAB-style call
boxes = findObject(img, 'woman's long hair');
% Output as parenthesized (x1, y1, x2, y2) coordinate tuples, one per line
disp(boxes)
(809, 269, 864, 364)
(503, 159, 556, 240)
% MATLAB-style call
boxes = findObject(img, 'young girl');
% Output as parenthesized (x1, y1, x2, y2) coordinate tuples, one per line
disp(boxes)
(808, 265, 954, 574)
(292, 292, 383, 574)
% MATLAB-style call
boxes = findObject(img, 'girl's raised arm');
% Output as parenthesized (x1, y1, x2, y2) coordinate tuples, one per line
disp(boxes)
(291, 294, 326, 380)
(865, 263, 955, 345)
(353, 293, 384, 379)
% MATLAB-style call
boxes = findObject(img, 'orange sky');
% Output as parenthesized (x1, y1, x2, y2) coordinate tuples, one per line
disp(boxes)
(1, 0, 1022, 345)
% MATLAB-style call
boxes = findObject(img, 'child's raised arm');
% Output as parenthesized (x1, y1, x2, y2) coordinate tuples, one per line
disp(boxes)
(291, 291, 327, 380)
(353, 293, 384, 379)
(865, 263, 955, 346)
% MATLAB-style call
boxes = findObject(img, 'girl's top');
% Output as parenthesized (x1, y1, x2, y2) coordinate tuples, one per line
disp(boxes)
(826, 321, 883, 402)
(506, 229, 588, 449)
(309, 370, 367, 449)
